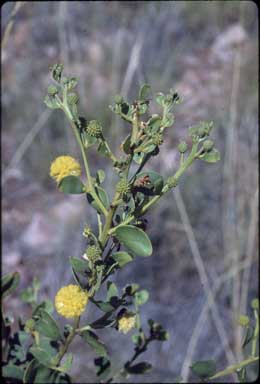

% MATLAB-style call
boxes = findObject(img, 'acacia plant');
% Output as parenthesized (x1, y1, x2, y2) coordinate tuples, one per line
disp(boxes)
(2, 64, 259, 383)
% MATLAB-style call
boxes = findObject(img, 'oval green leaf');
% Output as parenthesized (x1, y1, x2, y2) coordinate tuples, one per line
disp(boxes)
(59, 176, 85, 194)
(114, 225, 152, 256)
(2, 272, 20, 299)
(112, 252, 133, 267)
(199, 148, 220, 163)
(33, 309, 62, 341)
(191, 360, 217, 379)
(80, 330, 108, 357)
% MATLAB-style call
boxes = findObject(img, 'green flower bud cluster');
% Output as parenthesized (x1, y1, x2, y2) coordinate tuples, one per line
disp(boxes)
(67, 92, 79, 105)
(87, 120, 103, 138)
(167, 176, 178, 188)
(116, 178, 130, 195)
(203, 139, 214, 152)
(178, 141, 188, 153)
(151, 133, 163, 146)
(86, 245, 102, 263)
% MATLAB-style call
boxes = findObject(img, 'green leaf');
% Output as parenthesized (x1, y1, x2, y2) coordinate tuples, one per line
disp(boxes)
(38, 337, 59, 357)
(112, 252, 133, 267)
(90, 313, 116, 329)
(44, 95, 60, 109)
(2, 271, 20, 299)
(94, 357, 111, 380)
(96, 169, 106, 184)
(29, 347, 52, 367)
(92, 300, 115, 312)
(135, 290, 149, 306)
(97, 141, 110, 158)
(87, 186, 109, 213)
(138, 84, 151, 101)
(142, 144, 156, 154)
(114, 225, 153, 257)
(133, 152, 145, 165)
(106, 282, 118, 301)
(242, 326, 254, 348)
(2, 364, 24, 380)
(23, 359, 71, 384)
(125, 362, 152, 374)
(199, 148, 220, 163)
(191, 360, 217, 379)
(80, 330, 108, 357)
(156, 93, 165, 106)
(124, 284, 140, 296)
(163, 113, 174, 127)
(58, 353, 73, 373)
(58, 176, 85, 194)
(121, 135, 132, 154)
(147, 115, 162, 133)
(135, 171, 164, 195)
(33, 309, 62, 341)
(81, 131, 97, 148)
(69, 257, 90, 275)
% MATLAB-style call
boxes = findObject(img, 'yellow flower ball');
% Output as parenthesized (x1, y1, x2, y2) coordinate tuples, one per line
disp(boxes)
(50, 155, 81, 184)
(118, 313, 136, 334)
(55, 285, 88, 319)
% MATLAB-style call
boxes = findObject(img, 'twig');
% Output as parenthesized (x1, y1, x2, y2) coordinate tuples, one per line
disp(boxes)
(2, 1, 25, 50)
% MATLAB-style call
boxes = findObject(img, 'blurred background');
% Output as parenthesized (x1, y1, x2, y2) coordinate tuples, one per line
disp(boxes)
(1, 1, 259, 382)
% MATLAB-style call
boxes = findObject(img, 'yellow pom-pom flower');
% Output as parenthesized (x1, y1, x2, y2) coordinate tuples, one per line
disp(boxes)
(50, 155, 81, 184)
(118, 313, 136, 334)
(55, 285, 88, 319)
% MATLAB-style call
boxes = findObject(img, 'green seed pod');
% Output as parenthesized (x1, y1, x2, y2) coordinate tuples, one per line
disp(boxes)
(116, 178, 130, 195)
(151, 133, 163, 146)
(238, 315, 250, 327)
(167, 176, 178, 188)
(67, 92, 79, 105)
(87, 120, 103, 138)
(114, 94, 123, 104)
(86, 245, 102, 262)
(178, 141, 188, 153)
(203, 139, 214, 152)
(251, 298, 259, 310)
(47, 85, 58, 96)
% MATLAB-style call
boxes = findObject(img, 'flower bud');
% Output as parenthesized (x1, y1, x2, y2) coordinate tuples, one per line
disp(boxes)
(47, 85, 58, 96)
(87, 120, 103, 138)
(83, 225, 92, 238)
(203, 140, 214, 152)
(86, 245, 102, 263)
(238, 315, 250, 327)
(67, 92, 79, 105)
(116, 178, 130, 195)
(151, 133, 163, 146)
(251, 298, 259, 310)
(114, 95, 123, 104)
(178, 141, 188, 153)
